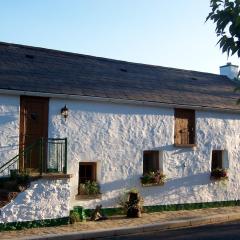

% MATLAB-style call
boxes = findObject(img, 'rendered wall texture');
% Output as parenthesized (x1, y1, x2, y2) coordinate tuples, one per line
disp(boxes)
(48, 99, 240, 209)
(0, 95, 19, 175)
(1, 95, 239, 217)
(0, 179, 70, 223)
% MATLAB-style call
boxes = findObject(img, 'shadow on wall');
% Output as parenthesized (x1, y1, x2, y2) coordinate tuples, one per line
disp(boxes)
(141, 172, 211, 199)
(60, 101, 173, 116)
(0, 113, 18, 125)
(97, 172, 212, 208)
(0, 144, 19, 153)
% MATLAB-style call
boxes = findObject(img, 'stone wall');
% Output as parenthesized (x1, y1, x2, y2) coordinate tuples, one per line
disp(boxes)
(0, 178, 70, 223)
(48, 99, 240, 209)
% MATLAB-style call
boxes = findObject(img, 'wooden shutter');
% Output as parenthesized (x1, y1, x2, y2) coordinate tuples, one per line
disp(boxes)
(174, 109, 195, 145)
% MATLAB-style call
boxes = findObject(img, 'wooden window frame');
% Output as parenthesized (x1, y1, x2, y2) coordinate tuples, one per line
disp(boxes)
(78, 162, 97, 184)
(211, 150, 223, 171)
(174, 108, 196, 147)
(143, 150, 160, 174)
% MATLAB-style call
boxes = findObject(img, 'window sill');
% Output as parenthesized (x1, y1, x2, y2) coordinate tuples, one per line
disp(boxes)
(142, 182, 165, 187)
(33, 173, 73, 179)
(174, 144, 196, 148)
(210, 176, 228, 181)
(75, 194, 102, 200)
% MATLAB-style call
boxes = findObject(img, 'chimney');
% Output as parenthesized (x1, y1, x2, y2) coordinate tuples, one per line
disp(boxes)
(220, 62, 239, 80)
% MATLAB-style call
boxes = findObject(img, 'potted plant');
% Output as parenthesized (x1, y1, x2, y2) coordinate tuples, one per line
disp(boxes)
(140, 170, 166, 186)
(76, 181, 101, 199)
(118, 188, 144, 218)
(210, 168, 228, 181)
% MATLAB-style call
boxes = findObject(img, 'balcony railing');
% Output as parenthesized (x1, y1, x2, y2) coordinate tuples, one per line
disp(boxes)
(0, 138, 67, 177)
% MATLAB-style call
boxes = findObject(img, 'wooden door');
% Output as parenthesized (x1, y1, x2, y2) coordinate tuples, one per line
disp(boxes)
(19, 96, 49, 172)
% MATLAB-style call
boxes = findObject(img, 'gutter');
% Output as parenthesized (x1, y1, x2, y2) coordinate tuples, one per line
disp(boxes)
(0, 89, 239, 114)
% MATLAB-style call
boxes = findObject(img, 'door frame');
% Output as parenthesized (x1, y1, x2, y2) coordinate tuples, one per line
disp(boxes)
(19, 96, 49, 172)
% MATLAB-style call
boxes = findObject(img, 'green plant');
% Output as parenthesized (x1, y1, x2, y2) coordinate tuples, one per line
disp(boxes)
(9, 171, 31, 191)
(69, 211, 81, 224)
(140, 171, 166, 185)
(211, 168, 228, 180)
(78, 181, 100, 195)
(118, 188, 144, 217)
(206, 0, 240, 58)
(10, 169, 19, 179)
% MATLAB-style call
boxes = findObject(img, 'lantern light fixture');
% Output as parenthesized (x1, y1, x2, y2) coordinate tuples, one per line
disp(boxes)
(61, 105, 69, 120)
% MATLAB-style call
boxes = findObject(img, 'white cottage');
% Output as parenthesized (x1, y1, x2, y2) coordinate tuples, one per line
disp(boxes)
(0, 42, 240, 227)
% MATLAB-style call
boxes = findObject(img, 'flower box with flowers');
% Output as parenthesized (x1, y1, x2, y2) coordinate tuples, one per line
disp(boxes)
(210, 168, 228, 181)
(75, 180, 102, 200)
(140, 171, 166, 187)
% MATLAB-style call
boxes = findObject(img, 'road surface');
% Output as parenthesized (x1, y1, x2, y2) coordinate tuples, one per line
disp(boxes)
(98, 221, 240, 240)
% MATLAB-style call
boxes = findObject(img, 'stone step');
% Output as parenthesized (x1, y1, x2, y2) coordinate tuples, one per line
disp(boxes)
(0, 189, 19, 202)
(0, 200, 9, 208)
(0, 177, 31, 208)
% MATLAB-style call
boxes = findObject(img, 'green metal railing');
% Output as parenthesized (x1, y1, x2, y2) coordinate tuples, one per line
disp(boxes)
(0, 138, 67, 177)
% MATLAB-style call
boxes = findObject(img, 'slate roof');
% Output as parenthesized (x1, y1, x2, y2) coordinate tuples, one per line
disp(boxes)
(0, 41, 240, 112)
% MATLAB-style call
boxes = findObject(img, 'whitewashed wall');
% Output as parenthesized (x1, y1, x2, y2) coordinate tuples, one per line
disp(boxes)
(0, 178, 70, 223)
(48, 99, 240, 209)
(0, 95, 19, 175)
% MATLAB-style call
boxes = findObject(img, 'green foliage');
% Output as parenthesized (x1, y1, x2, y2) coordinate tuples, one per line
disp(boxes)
(10, 171, 30, 189)
(73, 206, 86, 221)
(211, 168, 228, 180)
(206, 0, 240, 57)
(69, 211, 81, 224)
(117, 188, 143, 214)
(79, 181, 100, 195)
(140, 171, 166, 185)
(0, 217, 69, 231)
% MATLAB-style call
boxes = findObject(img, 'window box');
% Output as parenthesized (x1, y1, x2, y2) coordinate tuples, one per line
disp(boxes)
(210, 168, 228, 181)
(75, 193, 102, 200)
(142, 182, 164, 187)
(78, 181, 101, 195)
(140, 171, 166, 186)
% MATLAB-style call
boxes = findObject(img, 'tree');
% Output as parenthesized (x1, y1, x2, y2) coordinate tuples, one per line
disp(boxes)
(206, 0, 240, 57)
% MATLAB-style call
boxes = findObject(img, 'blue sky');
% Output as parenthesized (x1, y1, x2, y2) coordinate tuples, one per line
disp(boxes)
(0, 0, 239, 74)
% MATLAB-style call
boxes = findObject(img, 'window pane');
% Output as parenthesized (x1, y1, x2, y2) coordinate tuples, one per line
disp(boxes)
(85, 165, 92, 178)
(212, 150, 223, 170)
(79, 162, 96, 184)
(79, 165, 86, 178)
(143, 151, 159, 174)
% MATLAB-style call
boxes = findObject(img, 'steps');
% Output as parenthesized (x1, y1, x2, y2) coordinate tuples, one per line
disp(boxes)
(0, 189, 19, 208)
(0, 176, 30, 208)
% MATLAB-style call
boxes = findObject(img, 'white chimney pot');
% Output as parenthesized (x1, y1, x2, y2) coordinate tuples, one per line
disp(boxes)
(220, 62, 239, 80)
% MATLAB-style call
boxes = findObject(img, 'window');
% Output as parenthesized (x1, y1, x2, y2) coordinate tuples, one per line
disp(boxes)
(79, 162, 96, 184)
(174, 109, 195, 146)
(211, 150, 228, 180)
(143, 151, 159, 174)
(211, 150, 223, 171)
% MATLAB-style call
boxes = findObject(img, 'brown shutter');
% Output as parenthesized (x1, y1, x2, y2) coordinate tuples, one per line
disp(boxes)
(174, 109, 195, 145)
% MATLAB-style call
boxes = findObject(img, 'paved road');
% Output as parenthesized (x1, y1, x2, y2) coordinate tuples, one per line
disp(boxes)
(99, 221, 240, 240)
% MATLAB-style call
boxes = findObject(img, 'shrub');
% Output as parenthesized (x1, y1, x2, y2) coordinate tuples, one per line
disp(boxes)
(69, 211, 81, 224)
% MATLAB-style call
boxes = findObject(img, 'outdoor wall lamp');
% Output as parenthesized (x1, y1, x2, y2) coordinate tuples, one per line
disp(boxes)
(61, 105, 69, 120)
